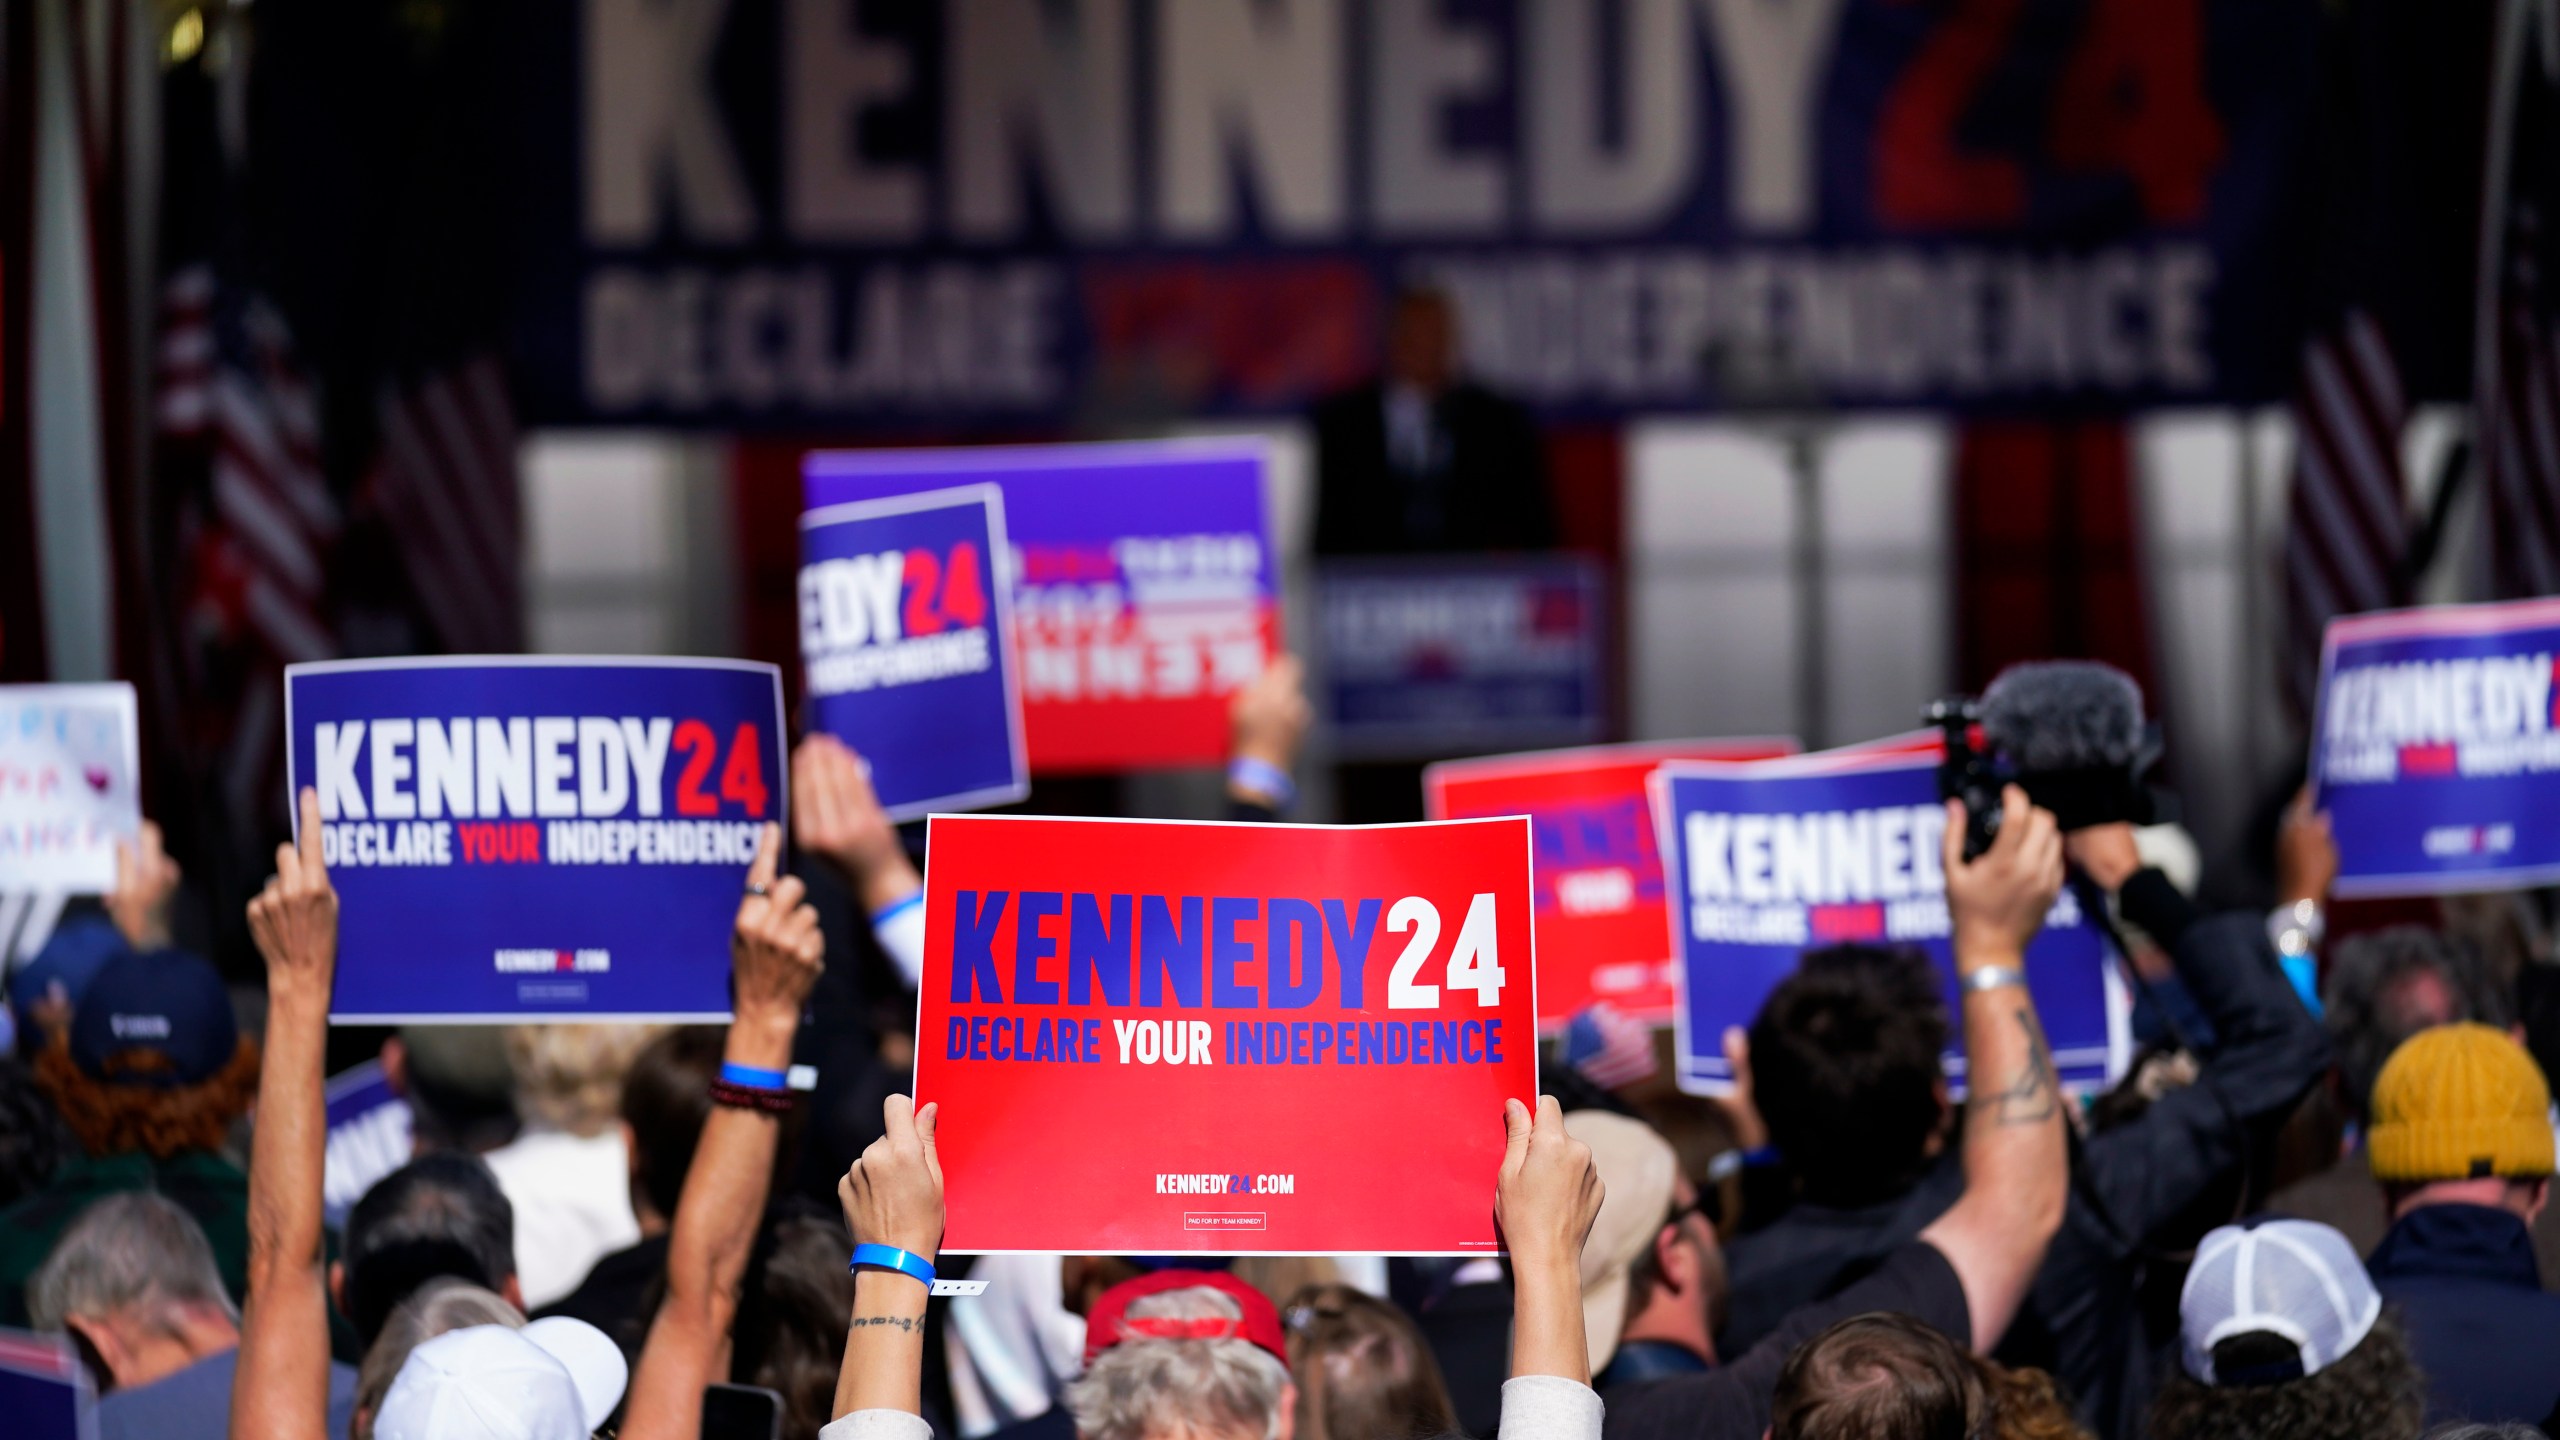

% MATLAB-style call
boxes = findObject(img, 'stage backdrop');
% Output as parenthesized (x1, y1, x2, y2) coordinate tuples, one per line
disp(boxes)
(512, 0, 2320, 428)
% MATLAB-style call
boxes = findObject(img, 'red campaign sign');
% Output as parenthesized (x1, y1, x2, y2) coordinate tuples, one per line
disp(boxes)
(1425, 739, 1796, 1028)
(914, 815, 1539, 1255)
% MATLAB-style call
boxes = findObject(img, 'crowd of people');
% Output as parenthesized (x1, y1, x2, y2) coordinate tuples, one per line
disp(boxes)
(3, 662, 2560, 1440)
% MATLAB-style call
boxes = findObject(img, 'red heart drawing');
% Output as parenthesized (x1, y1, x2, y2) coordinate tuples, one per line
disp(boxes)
(84, 767, 111, 794)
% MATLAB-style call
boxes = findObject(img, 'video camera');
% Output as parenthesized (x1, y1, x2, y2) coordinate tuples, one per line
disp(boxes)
(1929, 661, 2173, 861)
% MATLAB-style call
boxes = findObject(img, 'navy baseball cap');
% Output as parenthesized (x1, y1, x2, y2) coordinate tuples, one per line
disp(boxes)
(68, 949, 240, 1087)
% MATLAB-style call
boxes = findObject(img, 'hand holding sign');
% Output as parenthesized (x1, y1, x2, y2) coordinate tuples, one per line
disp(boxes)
(2276, 787, 2339, 907)
(730, 824, 822, 1065)
(107, 820, 181, 950)
(1496, 1095, 1604, 1386)
(792, 734, 921, 913)
(248, 790, 340, 1004)
(1944, 789, 2063, 971)
(1229, 654, 1312, 772)
(840, 1094, 945, 1261)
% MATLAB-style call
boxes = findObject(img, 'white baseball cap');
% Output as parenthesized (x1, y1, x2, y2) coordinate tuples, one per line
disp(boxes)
(374, 1318, 629, 1440)
(2179, 1219, 2381, 1386)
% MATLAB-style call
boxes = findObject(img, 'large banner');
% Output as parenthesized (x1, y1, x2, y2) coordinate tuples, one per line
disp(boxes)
(2313, 598, 2560, 897)
(0, 684, 139, 891)
(286, 658, 785, 1022)
(806, 441, 1278, 773)
(801, 485, 1029, 818)
(1425, 737, 1796, 1028)
(1654, 752, 2124, 1094)
(517, 0, 2319, 428)
(914, 815, 1538, 1255)
(1321, 557, 1609, 761)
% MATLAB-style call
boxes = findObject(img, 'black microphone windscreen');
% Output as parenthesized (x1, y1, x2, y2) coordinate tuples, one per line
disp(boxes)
(1980, 661, 2146, 772)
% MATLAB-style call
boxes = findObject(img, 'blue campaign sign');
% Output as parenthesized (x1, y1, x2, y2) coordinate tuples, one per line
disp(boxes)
(1653, 754, 2125, 1095)
(285, 658, 785, 1022)
(0, 1329, 92, 1440)
(323, 1059, 414, 1228)
(802, 485, 1027, 819)
(1319, 557, 1609, 761)
(2313, 598, 2560, 897)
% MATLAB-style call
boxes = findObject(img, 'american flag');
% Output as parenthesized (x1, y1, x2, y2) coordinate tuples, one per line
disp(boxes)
(1561, 1002, 1658, 1090)
(365, 355, 525, 654)
(2283, 308, 2411, 710)
(154, 259, 340, 829)
(2476, 0, 2560, 601)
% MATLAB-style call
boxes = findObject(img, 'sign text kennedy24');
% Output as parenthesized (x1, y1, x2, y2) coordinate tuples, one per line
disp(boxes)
(286, 658, 785, 1022)
(915, 815, 1538, 1256)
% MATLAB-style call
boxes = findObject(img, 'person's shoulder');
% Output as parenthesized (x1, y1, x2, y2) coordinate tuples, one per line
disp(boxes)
(1601, 1369, 1755, 1440)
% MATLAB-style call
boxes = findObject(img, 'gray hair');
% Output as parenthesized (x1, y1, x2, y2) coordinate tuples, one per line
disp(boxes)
(29, 1192, 235, 1332)
(1065, 1285, 1292, 1440)
(352, 1279, 526, 1440)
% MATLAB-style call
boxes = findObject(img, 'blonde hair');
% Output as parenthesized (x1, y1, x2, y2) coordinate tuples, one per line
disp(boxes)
(504, 1024, 662, 1136)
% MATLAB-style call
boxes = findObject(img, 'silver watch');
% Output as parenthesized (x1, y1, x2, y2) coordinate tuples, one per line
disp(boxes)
(2268, 899, 2325, 959)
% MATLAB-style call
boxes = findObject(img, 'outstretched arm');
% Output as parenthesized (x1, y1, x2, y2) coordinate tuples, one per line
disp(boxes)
(229, 790, 338, 1440)
(1918, 787, 2071, 1352)
(622, 823, 825, 1440)
(830, 1094, 945, 1422)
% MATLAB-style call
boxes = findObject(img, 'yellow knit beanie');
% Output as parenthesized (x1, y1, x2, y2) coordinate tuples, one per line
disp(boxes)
(2368, 1022, 2555, 1183)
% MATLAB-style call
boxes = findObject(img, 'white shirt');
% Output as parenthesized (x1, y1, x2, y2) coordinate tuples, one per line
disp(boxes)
(481, 1126, 641, 1310)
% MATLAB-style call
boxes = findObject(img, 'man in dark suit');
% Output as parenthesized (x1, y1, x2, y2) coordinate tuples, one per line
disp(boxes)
(1312, 287, 1556, 556)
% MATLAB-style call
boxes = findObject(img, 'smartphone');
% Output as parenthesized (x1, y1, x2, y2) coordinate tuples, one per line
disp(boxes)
(701, 1383, 784, 1440)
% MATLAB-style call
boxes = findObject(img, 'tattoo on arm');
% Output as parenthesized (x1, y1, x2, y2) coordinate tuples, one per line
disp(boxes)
(1969, 1006, 2060, 1127)
(850, 1315, 922, 1334)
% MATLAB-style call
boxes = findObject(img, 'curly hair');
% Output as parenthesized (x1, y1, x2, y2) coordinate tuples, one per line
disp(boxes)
(1772, 1312, 2092, 1440)
(2325, 927, 2512, 1121)
(2146, 1313, 2427, 1440)
(0, 1057, 74, 1205)
(31, 1030, 259, 1160)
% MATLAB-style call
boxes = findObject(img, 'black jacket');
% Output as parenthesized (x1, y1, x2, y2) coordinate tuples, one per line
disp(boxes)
(1310, 381, 1555, 556)
(1717, 872, 2331, 1439)
(2368, 1202, 2560, 1429)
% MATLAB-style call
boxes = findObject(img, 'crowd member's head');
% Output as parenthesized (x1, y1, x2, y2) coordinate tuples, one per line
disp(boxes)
(1279, 1282, 1455, 1440)
(2324, 927, 2513, 1123)
(29, 948, 257, 1161)
(29, 1192, 238, 1393)
(1771, 1312, 2089, 1440)
(1385, 285, 1458, 395)
(337, 1152, 519, 1344)
(1064, 1270, 1297, 1440)
(0, 1055, 73, 1206)
(2148, 1218, 2425, 1440)
(506, 1023, 659, 1138)
(732, 1209, 859, 1440)
(385, 1026, 518, 1154)
(371, 1317, 626, 1440)
(1750, 944, 1951, 1207)
(618, 1025, 721, 1233)
(352, 1279, 526, 1440)
(2368, 1021, 2554, 1221)
(1566, 1109, 1723, 1372)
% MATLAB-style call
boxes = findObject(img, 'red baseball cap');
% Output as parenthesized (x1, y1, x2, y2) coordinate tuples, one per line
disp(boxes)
(1081, 1270, 1288, 1368)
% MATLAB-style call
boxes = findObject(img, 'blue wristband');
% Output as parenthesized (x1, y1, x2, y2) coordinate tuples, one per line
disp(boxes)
(851, 1243, 936, 1289)
(872, 890, 924, 927)
(1229, 757, 1296, 810)
(719, 1062, 789, 1090)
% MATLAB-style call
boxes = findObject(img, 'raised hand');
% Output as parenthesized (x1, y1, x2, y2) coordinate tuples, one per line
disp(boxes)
(1944, 787, 2064, 970)
(732, 822, 824, 1036)
(107, 819, 181, 950)
(791, 733, 920, 912)
(2276, 785, 2338, 908)
(1496, 1095, 1603, 1274)
(246, 790, 338, 1002)
(1229, 652, 1312, 774)
(839, 1094, 945, 1261)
